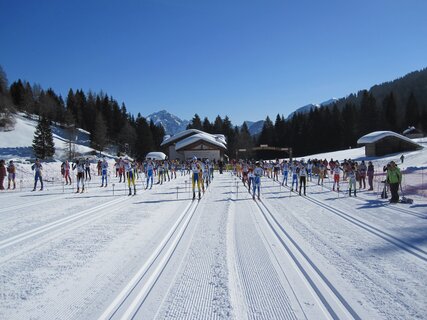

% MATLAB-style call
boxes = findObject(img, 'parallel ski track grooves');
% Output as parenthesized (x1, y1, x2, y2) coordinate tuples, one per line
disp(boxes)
(0, 196, 128, 251)
(303, 194, 427, 263)
(99, 199, 199, 320)
(0, 192, 70, 214)
(253, 198, 362, 320)
(271, 178, 427, 262)
(270, 178, 427, 262)
(307, 179, 425, 219)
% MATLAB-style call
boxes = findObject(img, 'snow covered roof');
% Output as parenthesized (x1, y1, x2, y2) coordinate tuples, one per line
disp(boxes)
(160, 129, 205, 146)
(357, 131, 422, 147)
(175, 133, 227, 151)
(146, 151, 167, 160)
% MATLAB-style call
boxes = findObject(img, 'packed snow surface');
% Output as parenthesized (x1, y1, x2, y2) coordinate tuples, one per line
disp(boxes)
(0, 115, 426, 319)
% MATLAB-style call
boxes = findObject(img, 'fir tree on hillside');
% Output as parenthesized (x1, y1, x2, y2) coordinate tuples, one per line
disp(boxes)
(91, 112, 108, 154)
(32, 117, 55, 159)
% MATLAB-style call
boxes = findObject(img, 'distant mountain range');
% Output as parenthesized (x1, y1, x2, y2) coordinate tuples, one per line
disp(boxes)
(147, 99, 338, 136)
(286, 98, 338, 120)
(146, 110, 189, 135)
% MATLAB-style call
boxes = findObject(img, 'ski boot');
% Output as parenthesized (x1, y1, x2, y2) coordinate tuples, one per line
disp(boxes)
(134, 187, 136, 195)
(198, 192, 201, 200)
(128, 188, 132, 196)
(81, 187, 85, 193)
(193, 191, 196, 200)
(76, 188, 80, 193)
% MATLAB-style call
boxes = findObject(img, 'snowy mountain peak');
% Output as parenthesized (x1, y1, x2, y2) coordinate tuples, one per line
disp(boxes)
(146, 110, 189, 135)
(286, 98, 338, 120)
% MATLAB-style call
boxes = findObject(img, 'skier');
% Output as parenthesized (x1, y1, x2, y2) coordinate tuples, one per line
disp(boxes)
(73, 159, 85, 193)
(290, 161, 299, 192)
(125, 158, 136, 195)
(191, 157, 202, 200)
(252, 162, 263, 200)
(281, 160, 289, 186)
(97, 159, 102, 176)
(242, 161, 249, 187)
(298, 160, 307, 196)
(273, 160, 280, 182)
(347, 165, 357, 197)
(31, 158, 43, 191)
(145, 160, 154, 189)
(118, 158, 125, 183)
(367, 161, 374, 190)
(332, 161, 342, 192)
(7, 160, 16, 190)
(307, 160, 313, 182)
(358, 160, 367, 189)
(100, 157, 108, 187)
(0, 159, 6, 190)
(63, 160, 72, 185)
(85, 158, 91, 181)
(318, 162, 326, 186)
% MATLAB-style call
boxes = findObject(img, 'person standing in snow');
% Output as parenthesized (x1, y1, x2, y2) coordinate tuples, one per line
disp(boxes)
(63, 160, 72, 185)
(358, 160, 367, 189)
(347, 165, 357, 197)
(281, 160, 289, 186)
(145, 160, 154, 189)
(191, 157, 202, 200)
(307, 160, 313, 182)
(332, 161, 342, 192)
(0, 159, 6, 190)
(290, 161, 299, 192)
(124, 158, 136, 196)
(367, 161, 375, 190)
(387, 161, 402, 203)
(318, 162, 326, 186)
(84, 158, 91, 181)
(100, 157, 108, 187)
(31, 158, 43, 191)
(72, 159, 85, 193)
(7, 160, 16, 190)
(252, 162, 263, 200)
(298, 160, 307, 196)
(97, 159, 102, 176)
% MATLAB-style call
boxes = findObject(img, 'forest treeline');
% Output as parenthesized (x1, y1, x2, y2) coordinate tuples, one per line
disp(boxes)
(188, 68, 427, 158)
(1, 65, 427, 159)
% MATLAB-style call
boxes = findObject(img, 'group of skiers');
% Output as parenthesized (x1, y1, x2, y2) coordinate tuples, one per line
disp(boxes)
(231, 157, 402, 201)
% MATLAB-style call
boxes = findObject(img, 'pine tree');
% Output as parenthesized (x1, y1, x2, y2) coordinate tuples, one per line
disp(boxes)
(405, 92, 420, 129)
(91, 112, 108, 154)
(382, 92, 398, 131)
(32, 117, 55, 159)
(187, 114, 203, 130)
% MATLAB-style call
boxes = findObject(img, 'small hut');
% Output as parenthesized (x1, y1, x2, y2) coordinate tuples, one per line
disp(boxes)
(357, 131, 423, 157)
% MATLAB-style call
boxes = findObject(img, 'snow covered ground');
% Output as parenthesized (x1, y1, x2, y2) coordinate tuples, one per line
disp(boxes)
(0, 115, 426, 319)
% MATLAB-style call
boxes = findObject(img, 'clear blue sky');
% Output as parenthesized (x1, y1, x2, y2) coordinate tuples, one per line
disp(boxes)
(1, 0, 426, 125)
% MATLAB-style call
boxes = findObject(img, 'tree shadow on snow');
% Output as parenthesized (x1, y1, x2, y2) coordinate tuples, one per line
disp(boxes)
(367, 224, 427, 257)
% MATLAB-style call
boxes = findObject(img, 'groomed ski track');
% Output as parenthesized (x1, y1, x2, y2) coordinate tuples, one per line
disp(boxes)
(0, 173, 426, 319)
